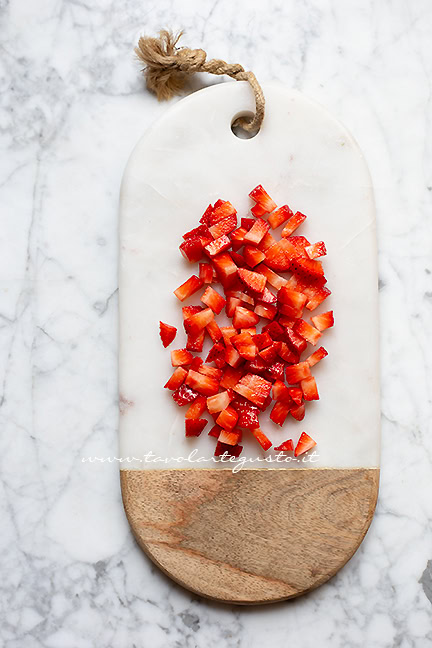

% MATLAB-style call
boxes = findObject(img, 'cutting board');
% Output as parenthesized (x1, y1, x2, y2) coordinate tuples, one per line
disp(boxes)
(118, 82, 380, 604)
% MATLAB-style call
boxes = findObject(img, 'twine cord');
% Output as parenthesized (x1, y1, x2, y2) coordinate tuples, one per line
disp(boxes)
(135, 30, 265, 133)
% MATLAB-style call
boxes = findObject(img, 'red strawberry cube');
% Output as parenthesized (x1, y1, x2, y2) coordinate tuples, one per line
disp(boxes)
(243, 218, 270, 246)
(218, 428, 242, 446)
(216, 406, 239, 431)
(274, 439, 294, 452)
(185, 396, 207, 419)
(159, 321, 177, 348)
(185, 369, 220, 396)
(184, 308, 214, 337)
(311, 310, 334, 331)
(206, 342, 227, 369)
(306, 346, 328, 367)
(285, 362, 311, 384)
(281, 211, 307, 237)
(293, 319, 322, 346)
(186, 330, 205, 352)
(164, 366, 187, 390)
(172, 383, 199, 406)
(243, 245, 266, 268)
(174, 275, 204, 301)
(185, 418, 208, 437)
(250, 426, 272, 450)
(294, 432, 316, 456)
(210, 200, 236, 224)
(208, 214, 237, 239)
(301, 376, 319, 401)
(233, 373, 272, 408)
(255, 264, 287, 290)
(200, 286, 226, 314)
(277, 287, 307, 317)
(238, 268, 267, 293)
(270, 401, 291, 426)
(199, 262, 213, 284)
(205, 235, 231, 257)
(305, 241, 327, 259)
(232, 306, 260, 329)
(214, 441, 243, 457)
(171, 348, 193, 367)
(268, 205, 293, 229)
(212, 253, 238, 287)
(207, 391, 232, 414)
(272, 380, 291, 403)
(249, 185, 277, 213)
(179, 237, 204, 263)
(220, 366, 244, 389)
(290, 402, 305, 421)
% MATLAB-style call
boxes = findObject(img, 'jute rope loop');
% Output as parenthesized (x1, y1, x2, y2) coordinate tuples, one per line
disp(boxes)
(135, 30, 265, 133)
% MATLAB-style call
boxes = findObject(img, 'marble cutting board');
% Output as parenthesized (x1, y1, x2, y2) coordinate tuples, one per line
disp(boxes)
(118, 82, 380, 603)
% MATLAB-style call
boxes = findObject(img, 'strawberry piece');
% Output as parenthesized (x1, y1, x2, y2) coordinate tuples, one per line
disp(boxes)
(208, 214, 237, 239)
(281, 211, 307, 237)
(252, 332, 273, 350)
(262, 320, 285, 341)
(285, 327, 308, 354)
(231, 227, 247, 251)
(200, 286, 226, 314)
(206, 342, 227, 369)
(200, 204, 214, 225)
(278, 342, 300, 364)
(305, 241, 327, 259)
(285, 362, 311, 384)
(199, 262, 213, 284)
(206, 319, 222, 343)
(268, 205, 293, 229)
(238, 268, 266, 293)
(183, 224, 210, 240)
(289, 236, 311, 256)
(214, 441, 243, 457)
(225, 343, 243, 368)
(171, 348, 193, 366)
(230, 251, 247, 267)
(212, 253, 238, 287)
(242, 327, 257, 335)
(227, 289, 254, 306)
(199, 365, 223, 380)
(277, 287, 307, 318)
(258, 286, 277, 304)
(278, 315, 296, 327)
(251, 202, 267, 217)
(290, 403, 305, 421)
(182, 305, 202, 320)
(265, 238, 297, 271)
(301, 376, 319, 401)
(245, 356, 268, 375)
(249, 185, 277, 213)
(172, 384, 198, 406)
(311, 310, 334, 331)
(185, 418, 207, 437)
(272, 380, 291, 403)
(241, 217, 255, 230)
(179, 237, 204, 263)
(274, 439, 294, 452)
(304, 286, 331, 311)
(293, 319, 322, 346)
(159, 321, 177, 348)
(220, 326, 237, 344)
(216, 406, 239, 431)
(259, 343, 279, 365)
(218, 428, 242, 446)
(186, 330, 205, 352)
(233, 306, 260, 329)
(294, 432, 316, 456)
(290, 257, 326, 285)
(243, 245, 266, 268)
(255, 266, 288, 292)
(232, 398, 260, 428)
(250, 426, 272, 450)
(226, 296, 242, 317)
(258, 231, 277, 251)
(233, 373, 272, 408)
(205, 235, 231, 257)
(270, 401, 291, 426)
(190, 356, 203, 371)
(266, 361, 285, 381)
(174, 275, 204, 301)
(185, 396, 207, 419)
(231, 331, 257, 361)
(186, 369, 219, 396)
(220, 366, 244, 389)
(288, 387, 303, 405)
(254, 304, 277, 320)
(164, 366, 188, 390)
(306, 346, 328, 367)
(184, 308, 214, 337)
(208, 424, 221, 438)
(244, 218, 270, 246)
(210, 200, 236, 225)
(207, 391, 233, 414)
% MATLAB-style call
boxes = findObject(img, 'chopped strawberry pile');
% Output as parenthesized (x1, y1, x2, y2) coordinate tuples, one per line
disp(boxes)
(160, 187, 335, 457)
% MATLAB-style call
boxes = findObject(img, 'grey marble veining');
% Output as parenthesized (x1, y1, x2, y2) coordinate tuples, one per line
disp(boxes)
(0, 0, 432, 646)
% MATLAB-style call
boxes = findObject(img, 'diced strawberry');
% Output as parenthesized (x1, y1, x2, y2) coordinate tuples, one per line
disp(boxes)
(225, 343, 243, 368)
(159, 321, 177, 348)
(311, 310, 334, 331)
(233, 373, 272, 408)
(185, 396, 207, 419)
(182, 305, 202, 320)
(171, 348, 193, 366)
(254, 304, 277, 320)
(231, 331, 257, 361)
(301, 376, 319, 401)
(293, 319, 322, 346)
(214, 441, 243, 457)
(208, 214, 237, 239)
(200, 286, 225, 314)
(258, 231, 277, 251)
(185, 369, 219, 396)
(249, 185, 277, 213)
(305, 241, 327, 259)
(220, 326, 237, 344)
(232, 398, 260, 428)
(290, 257, 326, 285)
(200, 204, 214, 225)
(179, 237, 204, 263)
(250, 426, 272, 450)
(231, 227, 247, 251)
(272, 380, 291, 402)
(225, 296, 242, 317)
(304, 286, 331, 311)
(242, 327, 257, 336)
(206, 342, 227, 369)
(278, 342, 300, 364)
(274, 439, 294, 452)
(262, 320, 285, 341)
(164, 366, 188, 390)
(241, 217, 255, 230)
(253, 332, 273, 350)
(199, 262, 213, 284)
(244, 218, 270, 246)
(250, 202, 267, 217)
(288, 387, 303, 405)
(206, 319, 222, 343)
(172, 383, 198, 406)
(209, 200, 236, 225)
(266, 362, 285, 381)
(289, 236, 311, 256)
(265, 238, 297, 271)
(258, 286, 277, 304)
(218, 428, 241, 446)
(232, 306, 260, 329)
(245, 356, 268, 375)
(227, 290, 254, 306)
(184, 308, 214, 337)
(238, 268, 266, 293)
(277, 287, 307, 318)
(270, 401, 291, 426)
(290, 402, 305, 421)
(207, 391, 233, 414)
(212, 253, 238, 287)
(278, 315, 296, 328)
(186, 330, 205, 352)
(255, 264, 288, 290)
(268, 205, 293, 229)
(183, 223, 210, 240)
(208, 424, 221, 438)
(174, 275, 204, 301)
(205, 235, 231, 257)
(281, 211, 307, 237)
(243, 245, 266, 268)
(294, 432, 316, 456)
(185, 418, 207, 437)
(285, 327, 308, 354)
(285, 362, 311, 384)
(199, 365, 223, 380)
(220, 366, 244, 389)
(216, 406, 239, 431)
(190, 356, 203, 371)
(306, 346, 328, 367)
(259, 343, 279, 365)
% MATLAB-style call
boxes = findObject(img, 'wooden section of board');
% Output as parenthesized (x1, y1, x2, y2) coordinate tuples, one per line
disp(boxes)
(120, 468, 379, 604)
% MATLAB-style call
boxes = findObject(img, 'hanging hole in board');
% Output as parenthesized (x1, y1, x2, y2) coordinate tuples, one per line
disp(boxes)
(231, 111, 259, 140)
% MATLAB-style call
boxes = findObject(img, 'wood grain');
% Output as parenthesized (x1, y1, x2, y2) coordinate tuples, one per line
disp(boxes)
(120, 468, 379, 604)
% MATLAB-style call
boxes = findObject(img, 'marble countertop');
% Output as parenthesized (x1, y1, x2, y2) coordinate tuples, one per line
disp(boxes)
(1, 0, 431, 646)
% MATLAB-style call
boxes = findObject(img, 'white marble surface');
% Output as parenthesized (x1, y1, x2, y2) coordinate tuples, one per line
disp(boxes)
(1, 0, 432, 646)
